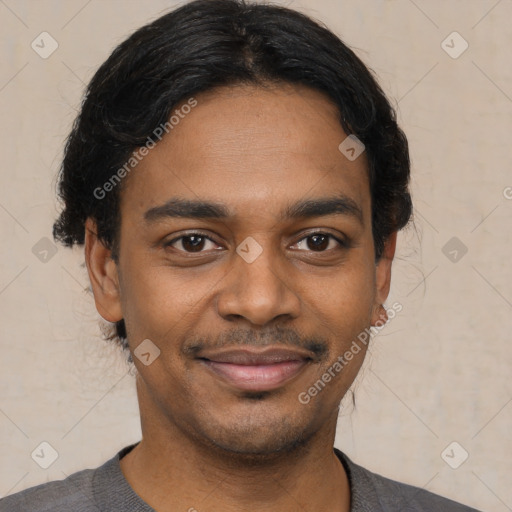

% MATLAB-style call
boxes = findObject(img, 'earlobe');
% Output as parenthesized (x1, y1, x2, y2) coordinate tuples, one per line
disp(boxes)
(84, 218, 123, 323)
(370, 231, 397, 326)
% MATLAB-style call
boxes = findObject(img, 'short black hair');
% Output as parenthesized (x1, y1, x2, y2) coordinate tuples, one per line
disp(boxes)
(53, 0, 412, 351)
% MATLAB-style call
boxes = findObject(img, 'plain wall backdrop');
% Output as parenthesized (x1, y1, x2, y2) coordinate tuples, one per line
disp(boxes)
(0, 1, 511, 510)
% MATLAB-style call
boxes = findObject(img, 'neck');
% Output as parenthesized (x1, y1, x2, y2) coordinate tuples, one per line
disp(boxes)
(119, 381, 351, 512)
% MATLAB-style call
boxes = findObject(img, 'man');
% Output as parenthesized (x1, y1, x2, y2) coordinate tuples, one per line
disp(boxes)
(0, 0, 482, 510)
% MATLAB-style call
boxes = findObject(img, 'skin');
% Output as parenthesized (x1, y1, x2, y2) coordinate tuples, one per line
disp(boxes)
(85, 82, 396, 512)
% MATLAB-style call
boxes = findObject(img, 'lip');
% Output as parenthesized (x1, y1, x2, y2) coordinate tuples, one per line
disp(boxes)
(197, 347, 312, 392)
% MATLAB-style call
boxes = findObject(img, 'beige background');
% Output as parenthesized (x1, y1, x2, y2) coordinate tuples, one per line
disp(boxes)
(0, 0, 511, 510)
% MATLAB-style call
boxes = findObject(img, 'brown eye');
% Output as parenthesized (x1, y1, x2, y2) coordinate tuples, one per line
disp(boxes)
(294, 233, 345, 253)
(307, 234, 330, 251)
(165, 233, 220, 253)
(181, 235, 206, 252)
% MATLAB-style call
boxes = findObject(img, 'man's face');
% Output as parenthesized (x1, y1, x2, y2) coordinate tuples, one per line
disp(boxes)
(92, 83, 391, 456)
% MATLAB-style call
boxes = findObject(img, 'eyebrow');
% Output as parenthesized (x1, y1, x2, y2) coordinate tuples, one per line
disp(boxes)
(143, 195, 363, 225)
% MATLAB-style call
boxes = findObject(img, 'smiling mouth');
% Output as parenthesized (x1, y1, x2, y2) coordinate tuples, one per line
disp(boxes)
(197, 347, 312, 392)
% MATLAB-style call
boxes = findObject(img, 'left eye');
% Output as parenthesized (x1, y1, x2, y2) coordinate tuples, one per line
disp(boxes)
(293, 233, 343, 252)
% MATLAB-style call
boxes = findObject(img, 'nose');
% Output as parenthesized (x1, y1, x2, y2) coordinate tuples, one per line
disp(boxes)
(216, 238, 301, 326)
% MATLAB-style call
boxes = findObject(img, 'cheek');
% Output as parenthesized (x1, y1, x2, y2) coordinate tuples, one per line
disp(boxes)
(118, 253, 222, 341)
(306, 252, 376, 325)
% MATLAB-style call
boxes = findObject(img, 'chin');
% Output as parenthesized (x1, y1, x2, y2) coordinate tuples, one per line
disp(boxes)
(194, 408, 319, 462)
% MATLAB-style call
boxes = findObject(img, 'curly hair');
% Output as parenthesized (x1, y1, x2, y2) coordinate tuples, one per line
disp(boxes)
(53, 0, 412, 351)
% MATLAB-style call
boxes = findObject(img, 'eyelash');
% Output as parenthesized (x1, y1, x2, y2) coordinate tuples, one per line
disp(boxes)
(164, 231, 349, 254)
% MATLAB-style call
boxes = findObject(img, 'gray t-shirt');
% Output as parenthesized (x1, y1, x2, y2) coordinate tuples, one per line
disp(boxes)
(0, 442, 482, 511)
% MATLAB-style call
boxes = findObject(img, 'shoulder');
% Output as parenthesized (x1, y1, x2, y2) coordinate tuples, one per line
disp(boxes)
(0, 464, 99, 512)
(335, 449, 483, 512)
(361, 469, 481, 511)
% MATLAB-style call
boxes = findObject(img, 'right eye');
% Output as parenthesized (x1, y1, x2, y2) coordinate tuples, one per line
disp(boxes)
(164, 233, 223, 254)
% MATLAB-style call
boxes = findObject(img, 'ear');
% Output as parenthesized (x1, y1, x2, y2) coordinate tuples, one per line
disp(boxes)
(84, 218, 123, 323)
(370, 231, 397, 326)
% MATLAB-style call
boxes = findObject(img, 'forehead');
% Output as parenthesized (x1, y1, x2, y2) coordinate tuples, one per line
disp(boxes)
(120, 83, 370, 224)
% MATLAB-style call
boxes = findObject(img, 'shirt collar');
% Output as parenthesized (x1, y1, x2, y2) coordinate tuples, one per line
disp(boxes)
(92, 442, 376, 512)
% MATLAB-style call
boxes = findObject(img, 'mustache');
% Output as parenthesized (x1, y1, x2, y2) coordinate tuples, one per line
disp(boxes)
(182, 325, 329, 362)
